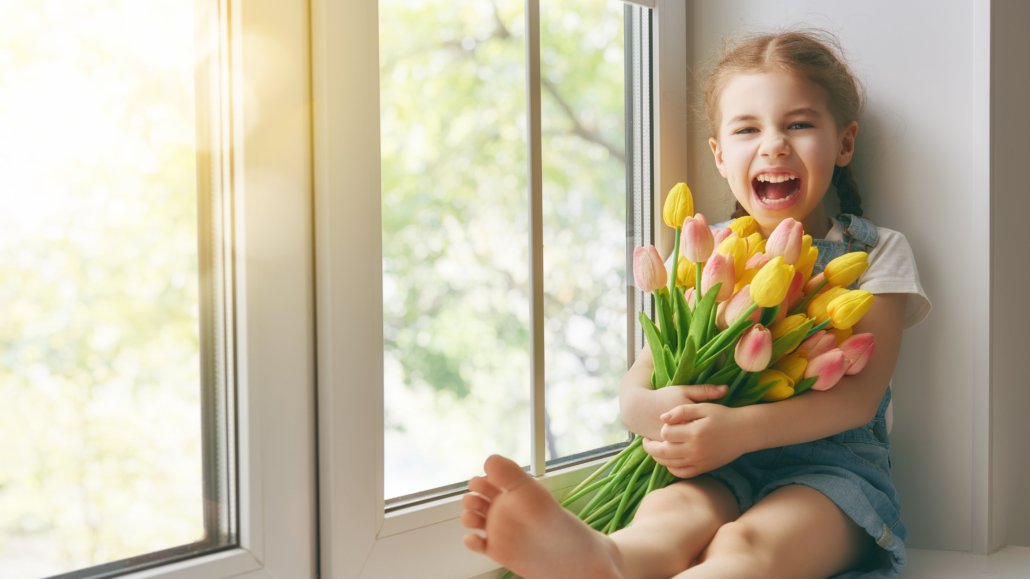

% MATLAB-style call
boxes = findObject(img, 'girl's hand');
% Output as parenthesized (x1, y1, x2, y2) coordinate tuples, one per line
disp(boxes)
(641, 403, 750, 478)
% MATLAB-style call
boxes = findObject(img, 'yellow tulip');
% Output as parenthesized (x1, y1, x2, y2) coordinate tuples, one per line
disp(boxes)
(662, 182, 694, 229)
(827, 290, 875, 330)
(770, 313, 810, 340)
(749, 256, 795, 308)
(773, 354, 808, 383)
(745, 232, 766, 258)
(675, 256, 697, 289)
(728, 215, 759, 238)
(828, 325, 853, 344)
(757, 369, 795, 401)
(796, 242, 818, 284)
(717, 234, 748, 279)
(806, 286, 849, 324)
(824, 251, 869, 288)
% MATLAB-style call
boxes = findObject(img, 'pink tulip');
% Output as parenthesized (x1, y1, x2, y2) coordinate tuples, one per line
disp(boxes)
(839, 333, 877, 375)
(712, 227, 733, 246)
(745, 251, 772, 271)
(804, 272, 827, 295)
(805, 348, 848, 391)
(701, 252, 735, 302)
(684, 287, 697, 309)
(765, 218, 804, 264)
(734, 324, 772, 372)
(680, 213, 714, 263)
(785, 271, 806, 310)
(795, 330, 837, 359)
(632, 245, 667, 292)
(719, 285, 759, 329)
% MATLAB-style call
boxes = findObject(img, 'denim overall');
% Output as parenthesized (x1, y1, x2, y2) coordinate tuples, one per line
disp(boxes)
(708, 214, 906, 578)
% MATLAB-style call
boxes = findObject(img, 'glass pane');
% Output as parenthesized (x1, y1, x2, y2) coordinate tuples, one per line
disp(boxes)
(380, 0, 531, 500)
(541, 2, 630, 461)
(0, 1, 230, 576)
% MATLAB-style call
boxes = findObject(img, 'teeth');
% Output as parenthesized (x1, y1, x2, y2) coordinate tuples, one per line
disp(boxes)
(756, 174, 798, 184)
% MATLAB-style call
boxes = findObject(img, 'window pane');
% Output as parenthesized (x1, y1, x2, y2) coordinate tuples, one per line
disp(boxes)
(380, 0, 531, 500)
(0, 1, 230, 576)
(541, 1, 629, 462)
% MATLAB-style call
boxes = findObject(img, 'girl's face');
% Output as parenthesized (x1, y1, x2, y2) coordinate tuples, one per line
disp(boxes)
(708, 71, 858, 237)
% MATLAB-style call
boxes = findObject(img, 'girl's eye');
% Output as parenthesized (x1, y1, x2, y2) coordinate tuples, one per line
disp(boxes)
(733, 127, 758, 135)
(788, 122, 813, 130)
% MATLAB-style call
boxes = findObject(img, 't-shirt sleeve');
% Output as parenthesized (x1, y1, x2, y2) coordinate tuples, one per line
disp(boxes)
(858, 227, 931, 328)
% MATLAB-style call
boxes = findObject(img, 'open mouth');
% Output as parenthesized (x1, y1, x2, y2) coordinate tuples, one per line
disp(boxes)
(752, 173, 801, 207)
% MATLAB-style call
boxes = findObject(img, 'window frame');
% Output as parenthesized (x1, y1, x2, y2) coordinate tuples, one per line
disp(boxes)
(126, 0, 318, 576)
(313, 0, 687, 576)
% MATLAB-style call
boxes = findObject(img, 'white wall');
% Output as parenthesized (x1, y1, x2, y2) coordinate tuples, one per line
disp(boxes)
(683, 0, 1006, 553)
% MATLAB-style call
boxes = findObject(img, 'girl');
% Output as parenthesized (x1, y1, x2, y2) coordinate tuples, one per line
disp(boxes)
(460, 30, 930, 579)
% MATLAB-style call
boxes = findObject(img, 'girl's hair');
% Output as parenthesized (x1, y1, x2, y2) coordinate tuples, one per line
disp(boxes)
(703, 30, 865, 218)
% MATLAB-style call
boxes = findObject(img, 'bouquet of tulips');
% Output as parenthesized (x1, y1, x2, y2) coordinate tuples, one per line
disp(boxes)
(558, 182, 878, 534)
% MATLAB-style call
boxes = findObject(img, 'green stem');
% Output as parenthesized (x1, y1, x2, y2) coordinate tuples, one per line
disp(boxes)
(717, 370, 751, 405)
(789, 279, 827, 315)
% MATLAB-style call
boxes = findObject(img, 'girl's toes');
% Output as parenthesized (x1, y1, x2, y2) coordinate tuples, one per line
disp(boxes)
(460, 507, 486, 530)
(483, 454, 530, 492)
(463, 492, 491, 515)
(463, 532, 487, 554)
(467, 475, 501, 500)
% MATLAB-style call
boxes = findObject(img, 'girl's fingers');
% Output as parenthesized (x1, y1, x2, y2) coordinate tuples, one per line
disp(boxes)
(679, 383, 728, 402)
(660, 403, 707, 425)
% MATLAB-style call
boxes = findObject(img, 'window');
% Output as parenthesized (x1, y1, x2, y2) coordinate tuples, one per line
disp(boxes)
(0, 2, 316, 578)
(316, 0, 686, 576)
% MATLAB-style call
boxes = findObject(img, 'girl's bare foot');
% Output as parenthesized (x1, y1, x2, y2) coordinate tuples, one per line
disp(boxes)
(460, 454, 623, 579)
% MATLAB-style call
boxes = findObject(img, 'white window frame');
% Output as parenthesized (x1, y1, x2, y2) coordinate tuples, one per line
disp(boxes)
(126, 0, 318, 577)
(314, 0, 687, 577)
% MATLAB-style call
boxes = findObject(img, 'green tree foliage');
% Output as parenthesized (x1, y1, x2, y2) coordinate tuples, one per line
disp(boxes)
(380, 0, 630, 497)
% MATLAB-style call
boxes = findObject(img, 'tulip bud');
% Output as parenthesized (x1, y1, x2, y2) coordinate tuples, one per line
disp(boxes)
(805, 348, 848, 391)
(785, 271, 806, 310)
(795, 330, 837, 359)
(828, 325, 853, 344)
(728, 215, 759, 238)
(796, 242, 818, 283)
(720, 285, 759, 329)
(680, 214, 714, 263)
(749, 256, 795, 308)
(758, 369, 795, 401)
(824, 251, 869, 288)
(701, 252, 735, 302)
(839, 333, 877, 375)
(807, 286, 849, 324)
(712, 227, 733, 246)
(770, 313, 809, 340)
(717, 234, 748, 279)
(773, 354, 808, 383)
(734, 324, 773, 372)
(827, 290, 875, 330)
(684, 287, 697, 309)
(662, 182, 694, 229)
(674, 257, 697, 289)
(766, 218, 805, 264)
(804, 272, 827, 296)
(745, 232, 766, 258)
(632, 245, 668, 292)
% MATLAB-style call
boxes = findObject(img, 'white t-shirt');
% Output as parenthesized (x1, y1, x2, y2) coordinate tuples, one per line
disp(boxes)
(823, 220, 931, 329)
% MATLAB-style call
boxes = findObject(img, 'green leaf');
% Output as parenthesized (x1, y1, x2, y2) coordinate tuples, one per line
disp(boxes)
(689, 283, 721, 350)
(673, 287, 691, 354)
(669, 339, 696, 385)
(793, 376, 819, 396)
(639, 312, 669, 388)
(655, 290, 677, 351)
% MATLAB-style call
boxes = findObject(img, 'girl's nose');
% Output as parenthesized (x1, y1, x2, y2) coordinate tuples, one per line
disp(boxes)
(759, 133, 791, 158)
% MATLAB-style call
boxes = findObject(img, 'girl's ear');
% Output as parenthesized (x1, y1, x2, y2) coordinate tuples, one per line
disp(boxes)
(709, 137, 727, 177)
(836, 121, 859, 166)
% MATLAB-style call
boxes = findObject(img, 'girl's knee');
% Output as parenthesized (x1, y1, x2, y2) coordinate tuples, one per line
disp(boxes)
(700, 521, 777, 578)
(635, 477, 738, 522)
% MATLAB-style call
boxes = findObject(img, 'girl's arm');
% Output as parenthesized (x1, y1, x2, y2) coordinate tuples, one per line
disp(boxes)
(645, 293, 907, 477)
(618, 347, 728, 441)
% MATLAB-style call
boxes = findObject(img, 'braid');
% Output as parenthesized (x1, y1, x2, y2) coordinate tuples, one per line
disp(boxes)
(833, 165, 863, 217)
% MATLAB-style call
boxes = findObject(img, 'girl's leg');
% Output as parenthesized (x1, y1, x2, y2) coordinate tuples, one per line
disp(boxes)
(672, 484, 874, 579)
(461, 455, 738, 579)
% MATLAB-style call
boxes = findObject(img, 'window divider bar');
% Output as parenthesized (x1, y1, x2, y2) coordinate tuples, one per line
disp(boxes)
(525, 0, 546, 477)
